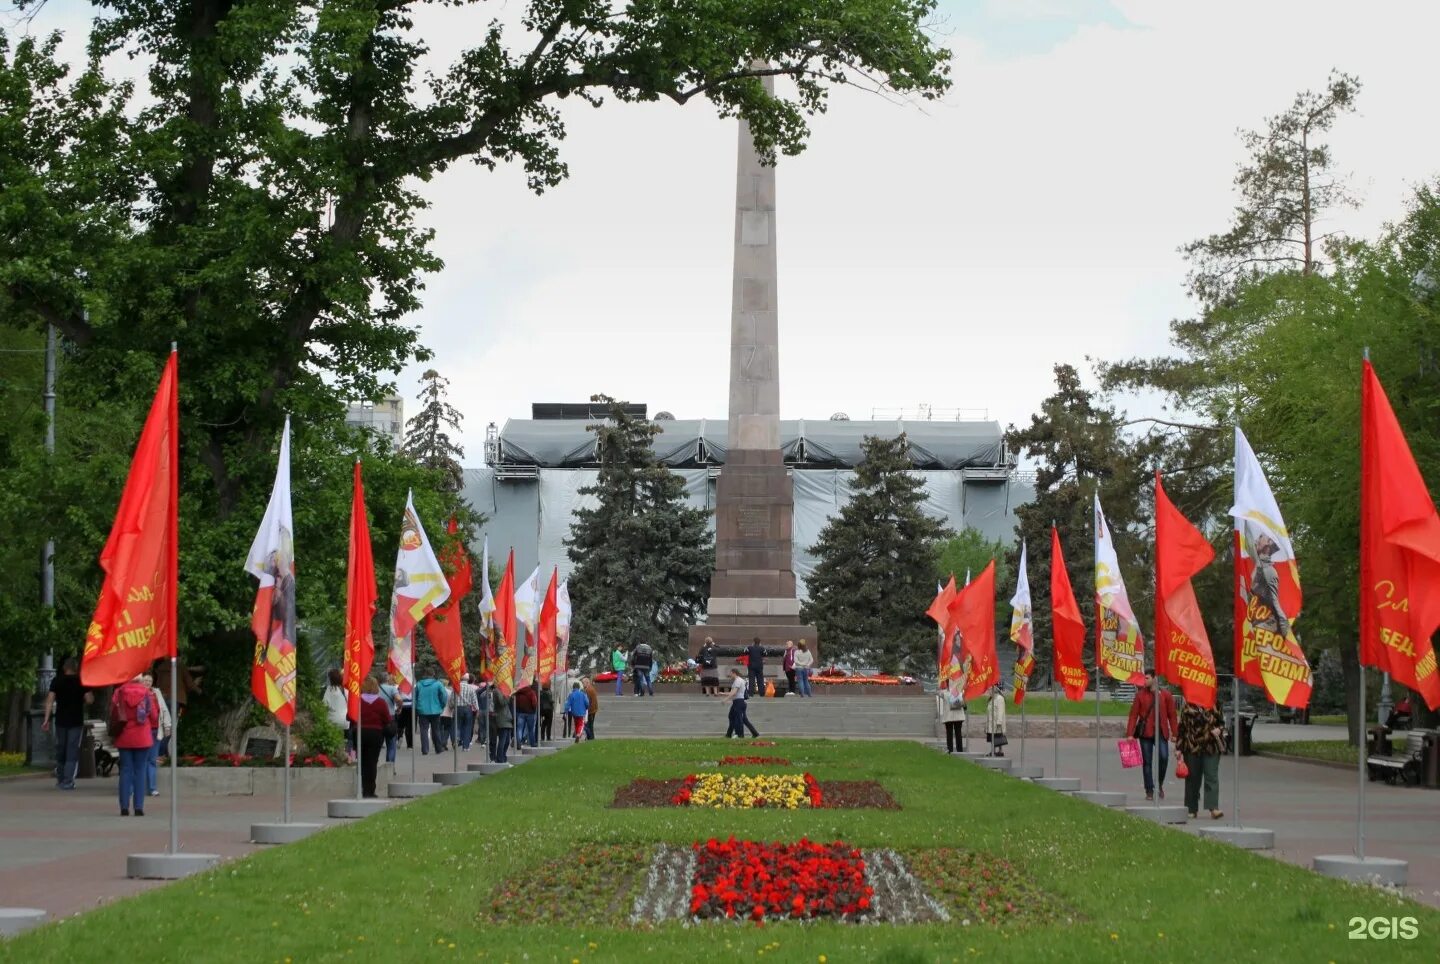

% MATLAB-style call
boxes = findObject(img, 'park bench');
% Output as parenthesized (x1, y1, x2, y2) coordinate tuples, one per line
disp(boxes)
(1365, 728, 1431, 786)
(86, 719, 118, 778)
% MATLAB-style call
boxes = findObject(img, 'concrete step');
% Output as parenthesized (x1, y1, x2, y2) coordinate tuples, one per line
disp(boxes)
(595, 695, 936, 738)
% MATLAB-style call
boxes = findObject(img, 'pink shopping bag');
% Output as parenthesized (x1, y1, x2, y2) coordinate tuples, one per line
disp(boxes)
(1117, 737, 1142, 768)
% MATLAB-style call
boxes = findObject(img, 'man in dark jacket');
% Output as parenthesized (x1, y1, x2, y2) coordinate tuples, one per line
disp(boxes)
(746, 637, 766, 698)
(630, 642, 654, 697)
(1126, 672, 1178, 801)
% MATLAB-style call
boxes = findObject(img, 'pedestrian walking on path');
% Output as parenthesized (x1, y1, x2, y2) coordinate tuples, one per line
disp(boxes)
(698, 638, 720, 696)
(725, 668, 760, 739)
(792, 641, 814, 697)
(1126, 671, 1177, 801)
(357, 676, 392, 798)
(985, 684, 1007, 757)
(564, 681, 590, 744)
(109, 675, 158, 817)
(937, 686, 966, 752)
(745, 637, 766, 699)
(612, 645, 628, 696)
(41, 657, 91, 791)
(1177, 700, 1226, 819)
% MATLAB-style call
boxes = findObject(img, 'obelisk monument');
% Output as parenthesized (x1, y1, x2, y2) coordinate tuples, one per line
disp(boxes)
(689, 73, 819, 664)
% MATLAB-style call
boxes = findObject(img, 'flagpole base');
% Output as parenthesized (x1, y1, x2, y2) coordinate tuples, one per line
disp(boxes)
(1196, 825, 1274, 850)
(956, 751, 990, 761)
(975, 757, 1013, 772)
(527, 746, 560, 757)
(1124, 804, 1187, 823)
(1312, 855, 1408, 886)
(0, 909, 47, 937)
(388, 781, 445, 798)
(468, 762, 511, 774)
(506, 754, 533, 764)
(1033, 777, 1081, 792)
(1074, 791, 1127, 807)
(1010, 765, 1044, 779)
(433, 770, 484, 786)
(327, 798, 392, 819)
(126, 852, 221, 880)
(250, 822, 323, 845)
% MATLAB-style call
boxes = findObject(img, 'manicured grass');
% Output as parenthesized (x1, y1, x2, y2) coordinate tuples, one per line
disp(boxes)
(0, 764, 44, 779)
(1309, 714, 1348, 726)
(1259, 740, 1360, 765)
(7, 739, 1436, 963)
(968, 694, 1133, 717)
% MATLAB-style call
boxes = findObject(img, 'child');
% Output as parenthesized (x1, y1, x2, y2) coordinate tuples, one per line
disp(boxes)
(563, 681, 591, 743)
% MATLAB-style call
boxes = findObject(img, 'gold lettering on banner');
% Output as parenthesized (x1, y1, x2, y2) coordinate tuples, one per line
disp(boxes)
(1374, 580, 1409, 612)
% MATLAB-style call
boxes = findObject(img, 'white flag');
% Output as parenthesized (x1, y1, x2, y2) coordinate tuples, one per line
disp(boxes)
(1094, 493, 1144, 684)
(514, 565, 541, 633)
(1008, 542, 1032, 653)
(386, 490, 450, 695)
(556, 580, 571, 675)
(478, 535, 495, 630)
(244, 418, 297, 722)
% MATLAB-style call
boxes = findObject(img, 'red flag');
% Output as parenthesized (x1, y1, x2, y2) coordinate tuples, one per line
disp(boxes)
(1049, 525, 1087, 700)
(1155, 472, 1218, 708)
(492, 550, 518, 698)
(343, 462, 377, 722)
(424, 517, 473, 690)
(948, 561, 998, 699)
(82, 352, 179, 687)
(537, 568, 559, 685)
(1360, 360, 1440, 709)
(928, 577, 958, 682)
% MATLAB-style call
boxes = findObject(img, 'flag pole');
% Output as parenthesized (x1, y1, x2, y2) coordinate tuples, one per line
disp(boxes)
(1357, 663, 1366, 860)
(355, 710, 363, 800)
(283, 723, 292, 823)
(1051, 682, 1059, 776)
(1232, 674, 1241, 828)
(1019, 690, 1026, 767)
(1094, 663, 1102, 791)
(169, 655, 179, 855)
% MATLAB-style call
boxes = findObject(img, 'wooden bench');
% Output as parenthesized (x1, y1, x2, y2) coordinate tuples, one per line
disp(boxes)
(1366, 729, 1431, 786)
(86, 719, 118, 777)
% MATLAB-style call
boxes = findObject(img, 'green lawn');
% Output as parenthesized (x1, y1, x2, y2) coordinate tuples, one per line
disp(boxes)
(972, 694, 1133, 717)
(6, 739, 1435, 963)
(1259, 740, 1360, 766)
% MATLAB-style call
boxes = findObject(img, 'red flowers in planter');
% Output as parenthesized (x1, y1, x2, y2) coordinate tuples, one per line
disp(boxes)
(804, 773, 823, 808)
(718, 755, 791, 766)
(689, 837, 873, 923)
(671, 773, 699, 805)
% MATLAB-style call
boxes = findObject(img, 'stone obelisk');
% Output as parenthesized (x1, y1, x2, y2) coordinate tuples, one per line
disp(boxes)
(690, 73, 819, 664)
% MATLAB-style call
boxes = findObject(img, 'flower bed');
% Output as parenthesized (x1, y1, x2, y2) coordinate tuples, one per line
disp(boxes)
(611, 778, 898, 810)
(478, 844, 652, 926)
(670, 772, 822, 809)
(690, 837, 873, 922)
(904, 849, 1077, 926)
(179, 753, 338, 768)
(718, 755, 791, 766)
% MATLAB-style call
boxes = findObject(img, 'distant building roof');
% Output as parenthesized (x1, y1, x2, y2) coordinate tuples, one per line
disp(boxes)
(492, 418, 1006, 470)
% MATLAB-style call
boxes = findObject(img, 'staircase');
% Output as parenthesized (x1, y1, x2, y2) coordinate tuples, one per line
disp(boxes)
(594, 693, 937, 739)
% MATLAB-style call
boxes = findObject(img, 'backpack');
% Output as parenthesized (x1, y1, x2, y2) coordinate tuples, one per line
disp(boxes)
(108, 684, 148, 738)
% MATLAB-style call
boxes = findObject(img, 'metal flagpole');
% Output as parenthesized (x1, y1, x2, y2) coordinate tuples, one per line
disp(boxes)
(355, 711, 363, 800)
(1232, 675, 1241, 827)
(1357, 664, 1366, 859)
(1019, 693, 1026, 767)
(283, 723, 292, 823)
(1052, 684, 1059, 776)
(168, 656, 179, 855)
(1094, 664, 1102, 791)
(410, 683, 417, 782)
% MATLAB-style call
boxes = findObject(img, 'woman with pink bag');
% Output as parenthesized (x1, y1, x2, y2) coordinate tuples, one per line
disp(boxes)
(1124, 672, 1177, 801)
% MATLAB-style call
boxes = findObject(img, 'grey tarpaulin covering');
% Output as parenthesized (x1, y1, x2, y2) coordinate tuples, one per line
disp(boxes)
(459, 465, 1033, 602)
(495, 418, 1004, 469)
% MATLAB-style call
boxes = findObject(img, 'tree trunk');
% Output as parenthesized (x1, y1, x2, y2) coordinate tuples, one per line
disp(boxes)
(1339, 643, 1360, 745)
(2, 687, 27, 752)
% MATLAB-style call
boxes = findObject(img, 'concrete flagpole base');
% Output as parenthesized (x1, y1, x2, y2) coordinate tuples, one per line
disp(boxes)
(956, 751, 991, 761)
(468, 762, 511, 774)
(975, 757, 1014, 772)
(1196, 825, 1274, 849)
(1124, 804, 1188, 824)
(1033, 777, 1081, 791)
(528, 746, 560, 756)
(0, 908, 47, 937)
(506, 754, 533, 765)
(250, 822, 324, 845)
(1312, 855, 1408, 886)
(433, 770, 484, 786)
(126, 852, 221, 880)
(1073, 790, 1127, 807)
(327, 798, 392, 819)
(388, 781, 445, 798)
(1010, 765, 1044, 779)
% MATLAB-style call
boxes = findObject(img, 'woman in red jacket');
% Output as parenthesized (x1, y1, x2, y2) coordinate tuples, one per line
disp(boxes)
(357, 676, 393, 798)
(111, 675, 158, 816)
(1125, 672, 1178, 802)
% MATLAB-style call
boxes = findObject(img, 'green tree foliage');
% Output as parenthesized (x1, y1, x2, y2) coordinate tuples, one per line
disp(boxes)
(565, 397, 713, 669)
(403, 369, 465, 493)
(801, 434, 951, 675)
(0, 4, 949, 735)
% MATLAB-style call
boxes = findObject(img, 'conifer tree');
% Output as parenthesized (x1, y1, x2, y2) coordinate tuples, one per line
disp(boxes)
(565, 396, 712, 669)
(403, 370, 465, 493)
(800, 434, 950, 675)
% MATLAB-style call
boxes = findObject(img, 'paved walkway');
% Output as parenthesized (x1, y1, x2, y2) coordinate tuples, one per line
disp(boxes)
(1004, 733, 1440, 908)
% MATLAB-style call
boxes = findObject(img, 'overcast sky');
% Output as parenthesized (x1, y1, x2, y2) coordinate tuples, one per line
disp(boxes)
(24, 1, 1440, 461)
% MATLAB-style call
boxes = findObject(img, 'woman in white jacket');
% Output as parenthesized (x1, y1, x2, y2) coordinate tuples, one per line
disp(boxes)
(936, 687, 967, 753)
(985, 684, 1008, 757)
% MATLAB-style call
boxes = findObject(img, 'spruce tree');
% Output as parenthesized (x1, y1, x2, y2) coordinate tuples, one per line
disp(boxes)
(565, 396, 712, 670)
(403, 370, 466, 493)
(800, 434, 950, 675)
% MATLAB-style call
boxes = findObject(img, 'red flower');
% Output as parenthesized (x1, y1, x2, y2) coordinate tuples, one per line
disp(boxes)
(688, 838, 871, 924)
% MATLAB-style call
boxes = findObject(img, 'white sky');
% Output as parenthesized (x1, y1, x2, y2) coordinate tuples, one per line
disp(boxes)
(22, 1, 1440, 461)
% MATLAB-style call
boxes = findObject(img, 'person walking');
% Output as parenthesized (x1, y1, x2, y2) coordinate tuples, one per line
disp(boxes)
(745, 637, 766, 700)
(476, 675, 494, 759)
(514, 682, 538, 748)
(724, 668, 760, 738)
(1177, 699, 1226, 820)
(492, 686, 514, 763)
(582, 677, 600, 740)
(41, 657, 91, 791)
(630, 642, 654, 697)
(564, 681, 590, 743)
(439, 679, 457, 750)
(1125, 671, 1178, 801)
(394, 684, 414, 752)
(612, 644, 628, 696)
(140, 673, 172, 796)
(539, 685, 555, 742)
(937, 684, 967, 753)
(357, 676, 393, 798)
(985, 684, 1008, 757)
(782, 640, 797, 696)
(457, 674, 478, 751)
(378, 672, 401, 762)
(322, 668, 352, 761)
(792, 641, 815, 697)
(110, 674, 158, 816)
(698, 638, 720, 696)
(413, 668, 449, 754)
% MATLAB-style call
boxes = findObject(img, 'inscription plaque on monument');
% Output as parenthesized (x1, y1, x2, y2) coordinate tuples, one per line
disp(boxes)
(737, 505, 769, 539)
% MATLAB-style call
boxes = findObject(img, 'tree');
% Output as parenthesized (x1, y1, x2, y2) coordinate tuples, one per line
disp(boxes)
(565, 396, 712, 669)
(403, 370, 465, 493)
(0, 6, 949, 735)
(801, 433, 951, 675)
(936, 528, 1011, 591)
(1182, 70, 1360, 304)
